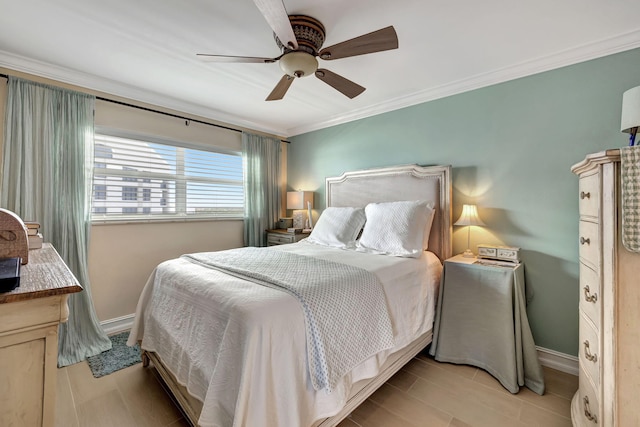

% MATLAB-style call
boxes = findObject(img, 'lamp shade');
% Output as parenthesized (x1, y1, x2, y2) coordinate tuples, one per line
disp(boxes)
(621, 85, 640, 133)
(454, 204, 485, 227)
(287, 191, 314, 210)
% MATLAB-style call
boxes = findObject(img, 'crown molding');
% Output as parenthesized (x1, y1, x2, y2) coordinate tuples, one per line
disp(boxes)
(0, 50, 285, 136)
(286, 28, 640, 136)
(2, 27, 640, 139)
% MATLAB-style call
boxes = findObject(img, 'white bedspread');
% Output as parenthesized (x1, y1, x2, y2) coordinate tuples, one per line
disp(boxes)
(183, 247, 395, 392)
(128, 241, 442, 427)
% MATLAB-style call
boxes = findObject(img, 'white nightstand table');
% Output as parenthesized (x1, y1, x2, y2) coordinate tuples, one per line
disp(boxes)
(429, 254, 545, 395)
(266, 229, 310, 246)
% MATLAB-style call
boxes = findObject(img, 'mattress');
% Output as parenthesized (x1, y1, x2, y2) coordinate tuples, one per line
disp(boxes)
(128, 241, 442, 427)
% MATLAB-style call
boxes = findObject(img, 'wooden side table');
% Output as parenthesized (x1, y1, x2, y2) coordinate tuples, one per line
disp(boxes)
(0, 243, 83, 427)
(429, 254, 545, 395)
(266, 229, 310, 246)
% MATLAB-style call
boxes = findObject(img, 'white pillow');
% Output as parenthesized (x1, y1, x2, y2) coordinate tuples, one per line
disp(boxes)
(422, 203, 436, 250)
(306, 207, 366, 248)
(357, 200, 435, 258)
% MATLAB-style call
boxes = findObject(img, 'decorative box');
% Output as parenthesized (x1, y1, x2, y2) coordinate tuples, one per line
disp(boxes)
(477, 244, 521, 263)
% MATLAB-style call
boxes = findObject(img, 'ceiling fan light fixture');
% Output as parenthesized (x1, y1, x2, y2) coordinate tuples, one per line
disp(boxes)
(279, 52, 318, 78)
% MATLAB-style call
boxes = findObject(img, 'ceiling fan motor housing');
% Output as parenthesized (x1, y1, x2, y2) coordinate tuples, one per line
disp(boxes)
(275, 15, 326, 56)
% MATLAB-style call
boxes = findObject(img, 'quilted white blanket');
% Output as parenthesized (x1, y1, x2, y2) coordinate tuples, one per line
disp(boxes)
(182, 247, 394, 392)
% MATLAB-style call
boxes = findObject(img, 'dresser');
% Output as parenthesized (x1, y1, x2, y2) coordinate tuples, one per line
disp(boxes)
(0, 243, 83, 427)
(571, 150, 640, 426)
(266, 229, 310, 246)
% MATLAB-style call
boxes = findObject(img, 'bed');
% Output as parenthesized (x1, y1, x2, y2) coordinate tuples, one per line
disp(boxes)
(128, 163, 452, 427)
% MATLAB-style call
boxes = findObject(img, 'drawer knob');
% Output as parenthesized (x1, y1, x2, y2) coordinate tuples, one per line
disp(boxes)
(583, 285, 598, 303)
(580, 237, 591, 245)
(580, 191, 591, 200)
(583, 396, 598, 423)
(584, 340, 598, 363)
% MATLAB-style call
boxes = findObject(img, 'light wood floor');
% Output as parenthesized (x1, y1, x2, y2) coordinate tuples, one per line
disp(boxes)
(55, 350, 577, 427)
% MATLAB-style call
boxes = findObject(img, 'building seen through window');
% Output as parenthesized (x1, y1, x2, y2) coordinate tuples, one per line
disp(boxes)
(91, 133, 244, 220)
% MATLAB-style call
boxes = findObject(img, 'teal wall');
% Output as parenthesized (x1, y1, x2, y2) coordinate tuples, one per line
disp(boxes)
(287, 48, 640, 356)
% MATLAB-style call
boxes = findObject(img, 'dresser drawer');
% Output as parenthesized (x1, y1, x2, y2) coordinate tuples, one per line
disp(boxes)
(577, 370, 600, 425)
(578, 221, 600, 270)
(578, 173, 600, 219)
(579, 263, 600, 327)
(579, 312, 600, 390)
(267, 233, 295, 245)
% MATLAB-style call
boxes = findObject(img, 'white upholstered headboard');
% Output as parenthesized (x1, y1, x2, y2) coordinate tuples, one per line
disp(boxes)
(326, 164, 452, 261)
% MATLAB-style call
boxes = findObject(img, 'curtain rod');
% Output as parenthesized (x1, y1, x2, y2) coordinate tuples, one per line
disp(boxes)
(0, 73, 290, 143)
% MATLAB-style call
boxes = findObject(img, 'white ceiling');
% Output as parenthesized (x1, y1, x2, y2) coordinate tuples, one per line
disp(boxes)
(1, 0, 640, 137)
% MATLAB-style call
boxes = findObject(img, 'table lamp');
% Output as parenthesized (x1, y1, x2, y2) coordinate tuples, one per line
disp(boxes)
(454, 204, 485, 257)
(621, 85, 640, 147)
(287, 191, 314, 231)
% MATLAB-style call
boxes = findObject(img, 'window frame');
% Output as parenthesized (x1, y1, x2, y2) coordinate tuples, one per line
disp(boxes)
(91, 127, 244, 224)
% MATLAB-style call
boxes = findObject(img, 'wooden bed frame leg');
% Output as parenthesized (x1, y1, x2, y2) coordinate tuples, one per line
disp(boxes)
(142, 350, 150, 367)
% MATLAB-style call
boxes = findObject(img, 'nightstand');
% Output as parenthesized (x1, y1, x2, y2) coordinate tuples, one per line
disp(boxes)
(429, 254, 545, 395)
(266, 229, 310, 246)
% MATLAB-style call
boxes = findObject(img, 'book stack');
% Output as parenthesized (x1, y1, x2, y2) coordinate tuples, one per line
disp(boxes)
(25, 222, 43, 249)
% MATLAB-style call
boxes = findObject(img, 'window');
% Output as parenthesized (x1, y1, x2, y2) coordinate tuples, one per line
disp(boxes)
(94, 143, 111, 208)
(95, 143, 112, 170)
(122, 186, 138, 201)
(94, 184, 107, 200)
(122, 168, 138, 201)
(91, 131, 244, 220)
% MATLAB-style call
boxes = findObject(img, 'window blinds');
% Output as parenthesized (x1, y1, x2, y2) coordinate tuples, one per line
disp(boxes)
(92, 133, 244, 220)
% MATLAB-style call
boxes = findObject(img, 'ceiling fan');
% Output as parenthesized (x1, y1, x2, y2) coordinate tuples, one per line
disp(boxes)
(197, 0, 399, 101)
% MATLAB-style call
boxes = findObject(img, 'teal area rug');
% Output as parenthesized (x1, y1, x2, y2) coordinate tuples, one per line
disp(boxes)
(87, 331, 141, 378)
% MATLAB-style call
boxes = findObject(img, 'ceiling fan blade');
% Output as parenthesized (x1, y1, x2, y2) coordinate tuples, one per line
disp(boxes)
(253, 0, 298, 50)
(315, 69, 365, 99)
(197, 54, 278, 63)
(266, 75, 295, 101)
(318, 26, 398, 60)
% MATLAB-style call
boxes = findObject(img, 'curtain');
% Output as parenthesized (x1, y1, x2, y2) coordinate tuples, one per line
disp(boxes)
(242, 132, 281, 247)
(1, 77, 111, 366)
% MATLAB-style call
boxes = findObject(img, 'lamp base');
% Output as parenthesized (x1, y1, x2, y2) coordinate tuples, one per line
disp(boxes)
(292, 211, 305, 229)
(462, 249, 475, 258)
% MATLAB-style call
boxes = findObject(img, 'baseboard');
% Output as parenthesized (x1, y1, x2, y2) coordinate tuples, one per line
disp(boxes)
(99, 315, 579, 376)
(101, 313, 135, 335)
(536, 346, 579, 376)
